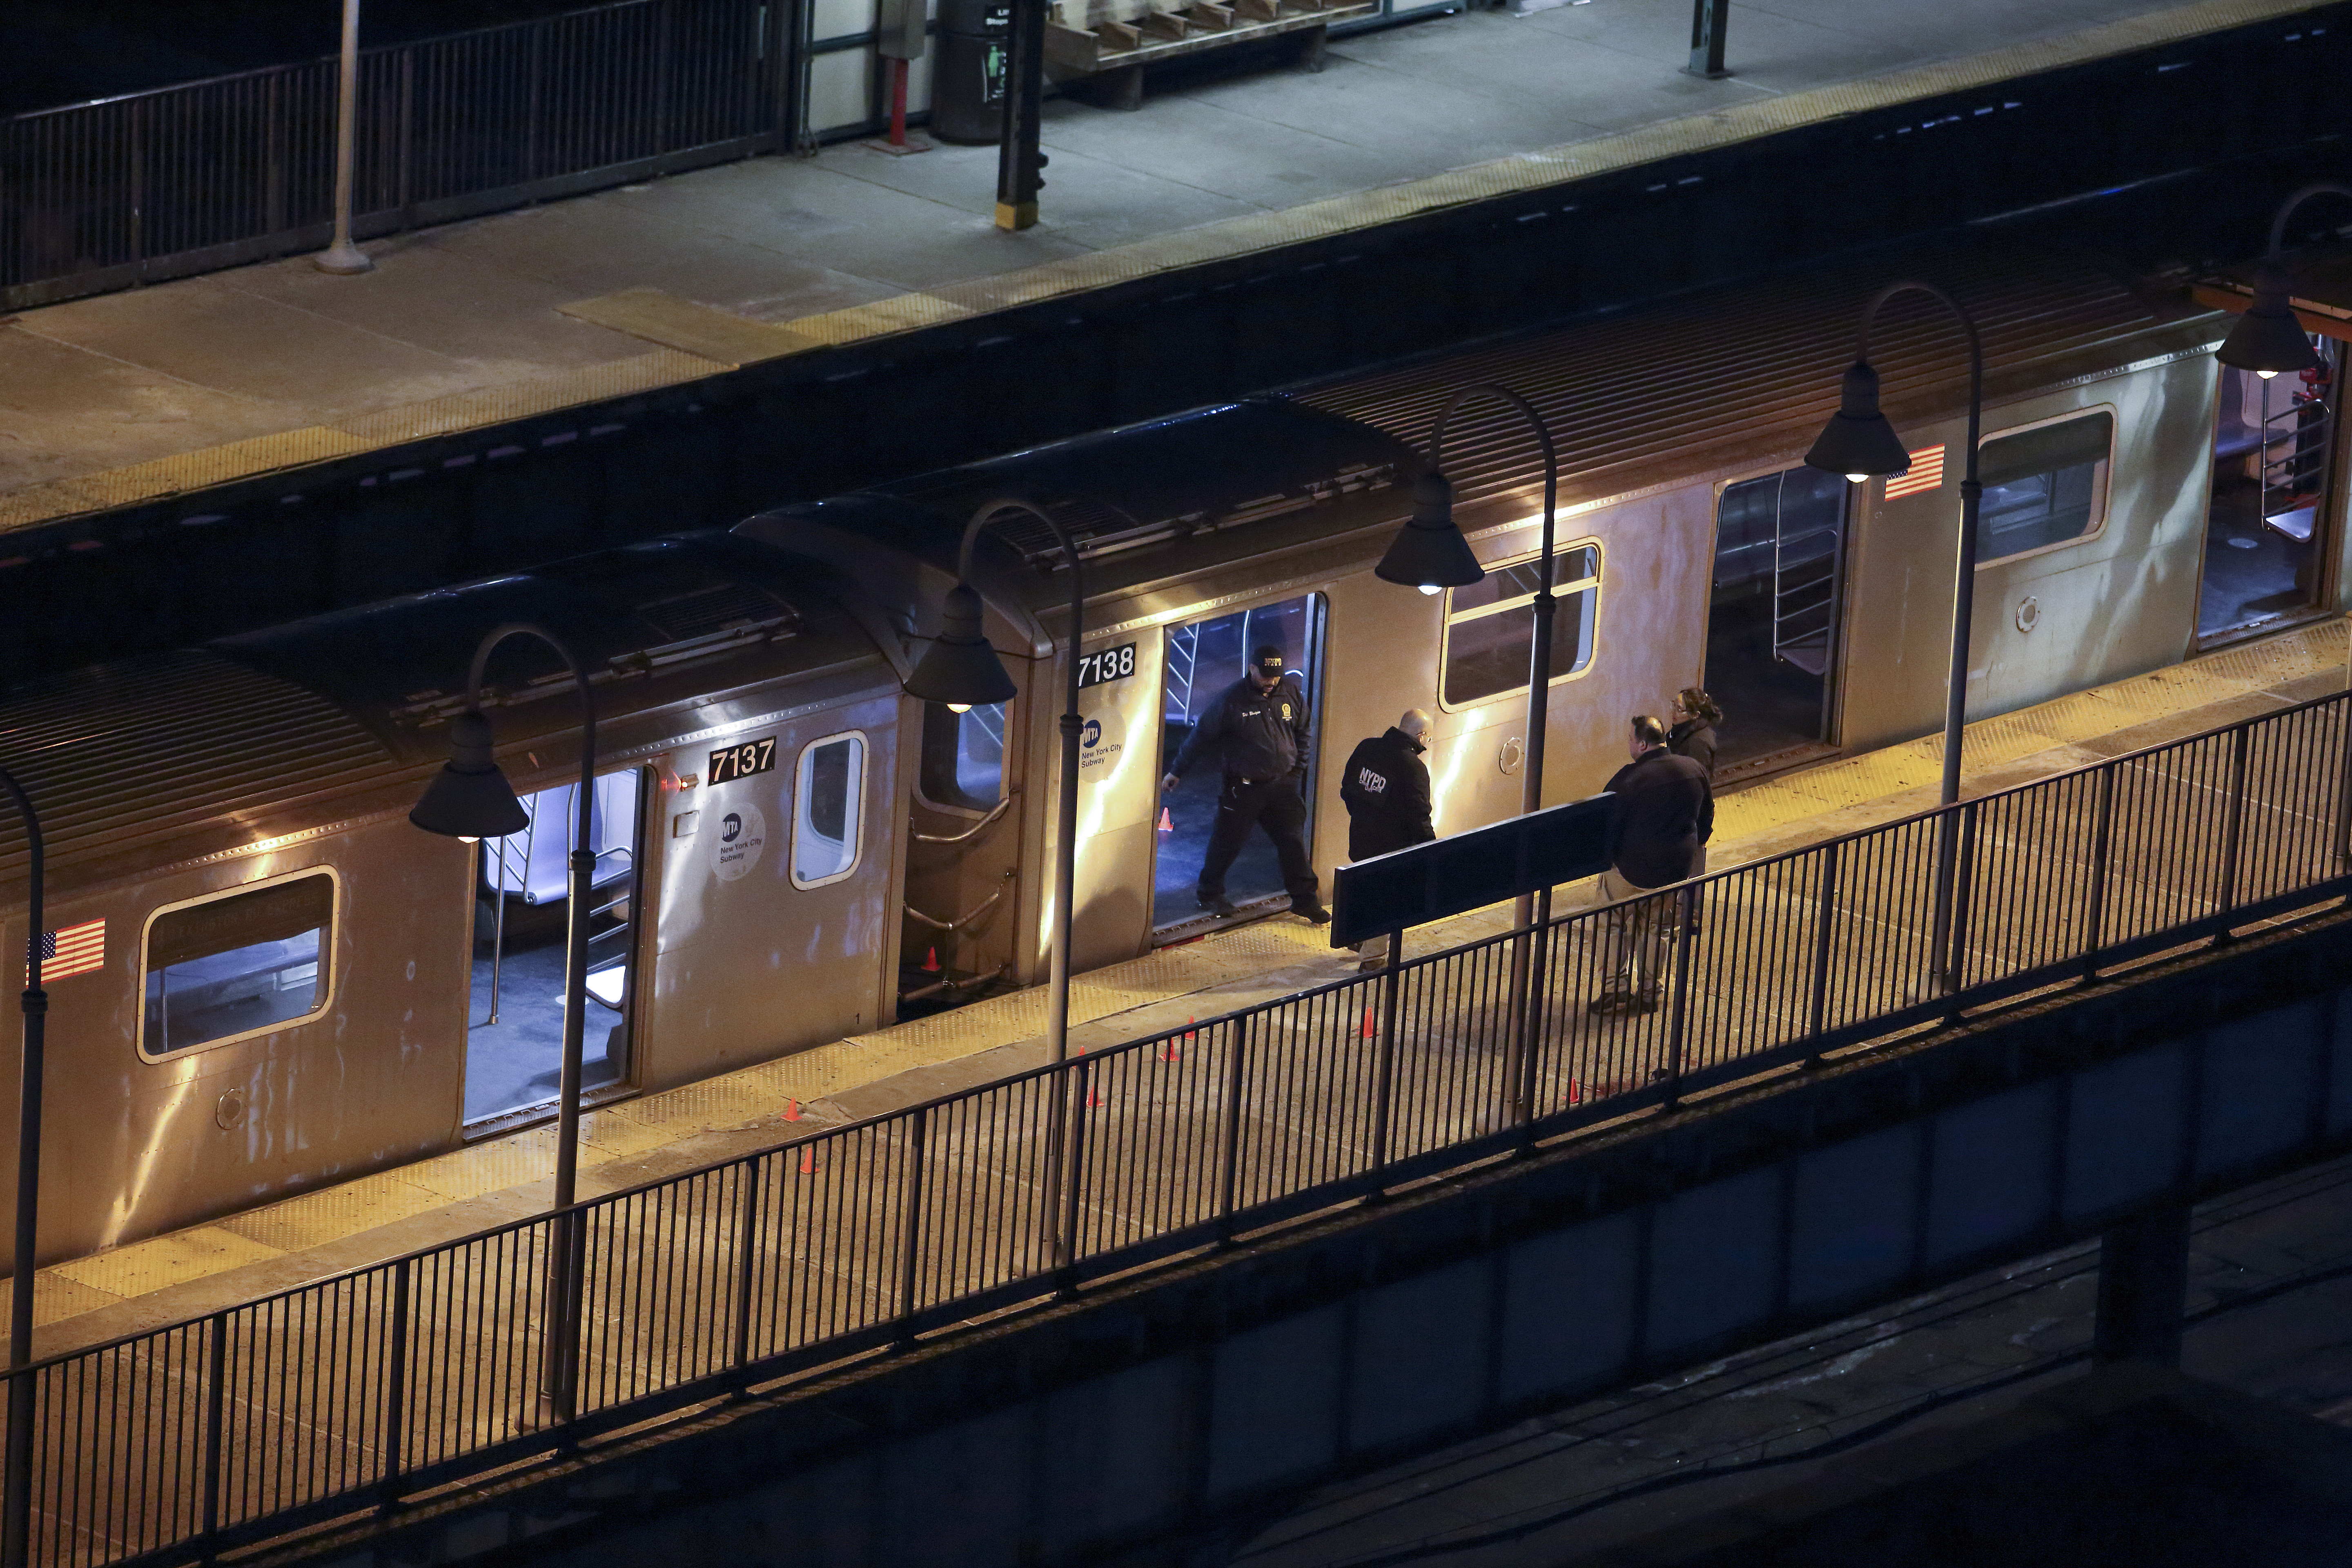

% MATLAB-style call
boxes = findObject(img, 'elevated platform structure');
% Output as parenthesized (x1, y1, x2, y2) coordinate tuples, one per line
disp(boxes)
(0, 0, 2328, 541)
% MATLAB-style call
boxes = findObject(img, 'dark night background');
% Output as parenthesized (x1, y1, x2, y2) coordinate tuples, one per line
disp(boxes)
(0, 1, 599, 116)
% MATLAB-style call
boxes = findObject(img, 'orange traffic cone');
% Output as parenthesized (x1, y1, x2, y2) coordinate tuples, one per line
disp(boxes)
(1567, 1079, 1581, 1106)
(1361, 1006, 1376, 1041)
(798, 1145, 817, 1175)
(1157, 807, 1173, 833)
(784, 1098, 802, 1122)
(921, 946, 941, 973)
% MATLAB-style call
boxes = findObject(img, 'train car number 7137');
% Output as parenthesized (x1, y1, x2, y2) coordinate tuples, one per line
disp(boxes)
(1078, 643, 1136, 689)
(707, 735, 778, 785)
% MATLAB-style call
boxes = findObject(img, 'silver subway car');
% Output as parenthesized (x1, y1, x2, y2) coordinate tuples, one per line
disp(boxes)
(0, 239, 2336, 1262)
(0, 536, 911, 1263)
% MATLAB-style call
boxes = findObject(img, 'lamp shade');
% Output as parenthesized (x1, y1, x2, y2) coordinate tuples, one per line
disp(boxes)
(410, 710, 530, 839)
(906, 581, 1019, 707)
(2217, 261, 2323, 376)
(1804, 361, 1913, 481)
(1374, 472, 1486, 592)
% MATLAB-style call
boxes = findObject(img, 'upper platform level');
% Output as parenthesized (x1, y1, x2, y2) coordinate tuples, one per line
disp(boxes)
(0, 0, 2332, 541)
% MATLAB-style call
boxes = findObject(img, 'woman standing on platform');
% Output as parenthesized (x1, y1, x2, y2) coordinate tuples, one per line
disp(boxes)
(1668, 687, 1722, 933)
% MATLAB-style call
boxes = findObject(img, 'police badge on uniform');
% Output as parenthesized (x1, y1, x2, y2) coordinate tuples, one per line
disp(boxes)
(1281, 703, 1291, 718)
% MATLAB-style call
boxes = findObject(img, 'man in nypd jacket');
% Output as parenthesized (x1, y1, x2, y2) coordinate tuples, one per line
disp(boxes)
(1337, 708, 1436, 967)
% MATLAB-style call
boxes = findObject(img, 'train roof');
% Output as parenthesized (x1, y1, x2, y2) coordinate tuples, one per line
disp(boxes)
(0, 534, 889, 895)
(744, 241, 2214, 641)
(1295, 239, 2218, 525)
(757, 398, 1415, 572)
(734, 399, 1422, 642)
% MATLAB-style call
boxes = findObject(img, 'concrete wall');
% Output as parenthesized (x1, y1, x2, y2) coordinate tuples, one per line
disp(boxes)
(265, 904, 2352, 1568)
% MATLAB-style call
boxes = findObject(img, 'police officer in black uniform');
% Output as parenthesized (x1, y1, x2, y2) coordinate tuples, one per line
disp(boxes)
(1161, 644, 1329, 923)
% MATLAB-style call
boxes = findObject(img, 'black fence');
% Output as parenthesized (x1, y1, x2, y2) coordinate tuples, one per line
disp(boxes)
(5, 690, 2350, 1565)
(0, 0, 795, 311)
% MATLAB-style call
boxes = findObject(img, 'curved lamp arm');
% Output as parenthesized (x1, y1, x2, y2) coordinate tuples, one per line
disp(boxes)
(1851, 280, 1984, 486)
(1426, 384, 1559, 592)
(2264, 182, 2352, 257)
(1428, 384, 1559, 819)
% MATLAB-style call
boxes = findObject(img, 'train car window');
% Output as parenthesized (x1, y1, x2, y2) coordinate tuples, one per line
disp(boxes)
(1442, 545, 1601, 708)
(141, 871, 336, 1060)
(793, 731, 867, 888)
(1975, 412, 2114, 564)
(918, 702, 1006, 813)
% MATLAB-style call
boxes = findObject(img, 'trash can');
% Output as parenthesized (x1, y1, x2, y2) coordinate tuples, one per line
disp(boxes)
(931, 0, 1012, 144)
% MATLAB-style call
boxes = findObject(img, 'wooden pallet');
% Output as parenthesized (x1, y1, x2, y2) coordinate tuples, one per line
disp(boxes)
(1046, 0, 1375, 78)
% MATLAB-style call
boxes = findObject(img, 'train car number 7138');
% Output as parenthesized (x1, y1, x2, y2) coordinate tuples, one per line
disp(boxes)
(708, 735, 778, 785)
(1078, 643, 1136, 689)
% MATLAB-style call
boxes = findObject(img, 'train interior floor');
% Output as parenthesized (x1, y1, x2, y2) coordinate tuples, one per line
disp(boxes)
(2203, 469, 2321, 641)
(9, 612, 2349, 1353)
(0, 0, 2252, 527)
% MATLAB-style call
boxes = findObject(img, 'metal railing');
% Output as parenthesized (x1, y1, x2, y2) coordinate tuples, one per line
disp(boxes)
(7, 689, 2351, 1566)
(0, 0, 795, 312)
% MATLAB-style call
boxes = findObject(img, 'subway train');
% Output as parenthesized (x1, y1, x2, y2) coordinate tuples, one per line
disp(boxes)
(0, 235, 2336, 1265)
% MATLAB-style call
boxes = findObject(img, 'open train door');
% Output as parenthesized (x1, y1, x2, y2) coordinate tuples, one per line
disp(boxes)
(898, 696, 1025, 1018)
(1704, 465, 1851, 780)
(2199, 351, 2342, 644)
(1152, 592, 1326, 937)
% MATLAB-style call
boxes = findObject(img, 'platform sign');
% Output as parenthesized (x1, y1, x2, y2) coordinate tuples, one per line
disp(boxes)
(1330, 793, 1617, 950)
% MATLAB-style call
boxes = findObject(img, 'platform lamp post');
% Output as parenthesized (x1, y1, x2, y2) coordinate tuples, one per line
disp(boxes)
(1804, 281, 1984, 993)
(314, 0, 372, 275)
(409, 624, 597, 1421)
(1381, 389, 1577, 1107)
(903, 498, 1085, 1262)
(2214, 182, 2352, 863)
(0, 770, 43, 1568)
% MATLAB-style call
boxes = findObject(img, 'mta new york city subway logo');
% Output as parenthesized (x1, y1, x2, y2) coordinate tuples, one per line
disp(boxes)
(711, 802, 767, 881)
(1079, 711, 1125, 777)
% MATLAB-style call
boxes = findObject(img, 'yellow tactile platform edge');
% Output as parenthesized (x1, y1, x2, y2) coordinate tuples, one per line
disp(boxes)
(1715, 618, 2350, 838)
(555, 288, 819, 364)
(0, 0, 2324, 533)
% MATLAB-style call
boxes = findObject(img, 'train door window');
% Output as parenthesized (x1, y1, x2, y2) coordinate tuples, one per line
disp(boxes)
(1974, 411, 2113, 564)
(1154, 593, 1324, 932)
(465, 768, 644, 1126)
(1705, 465, 1849, 775)
(1439, 546, 1600, 708)
(140, 870, 337, 1060)
(917, 702, 1006, 813)
(2201, 352, 2338, 643)
(793, 732, 867, 888)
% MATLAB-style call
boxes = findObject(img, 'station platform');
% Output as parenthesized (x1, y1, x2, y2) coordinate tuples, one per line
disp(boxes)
(0, 0, 2307, 532)
(6, 612, 2343, 1361)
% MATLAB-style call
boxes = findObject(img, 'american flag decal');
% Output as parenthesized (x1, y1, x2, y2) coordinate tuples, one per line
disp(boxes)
(1883, 445, 1946, 500)
(27, 919, 103, 984)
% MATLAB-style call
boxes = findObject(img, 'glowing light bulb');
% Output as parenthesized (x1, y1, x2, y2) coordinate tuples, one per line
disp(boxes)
(2256, 369, 2280, 381)
(459, 836, 479, 845)
(1417, 583, 1444, 597)
(1845, 472, 1870, 485)
(947, 702, 972, 714)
